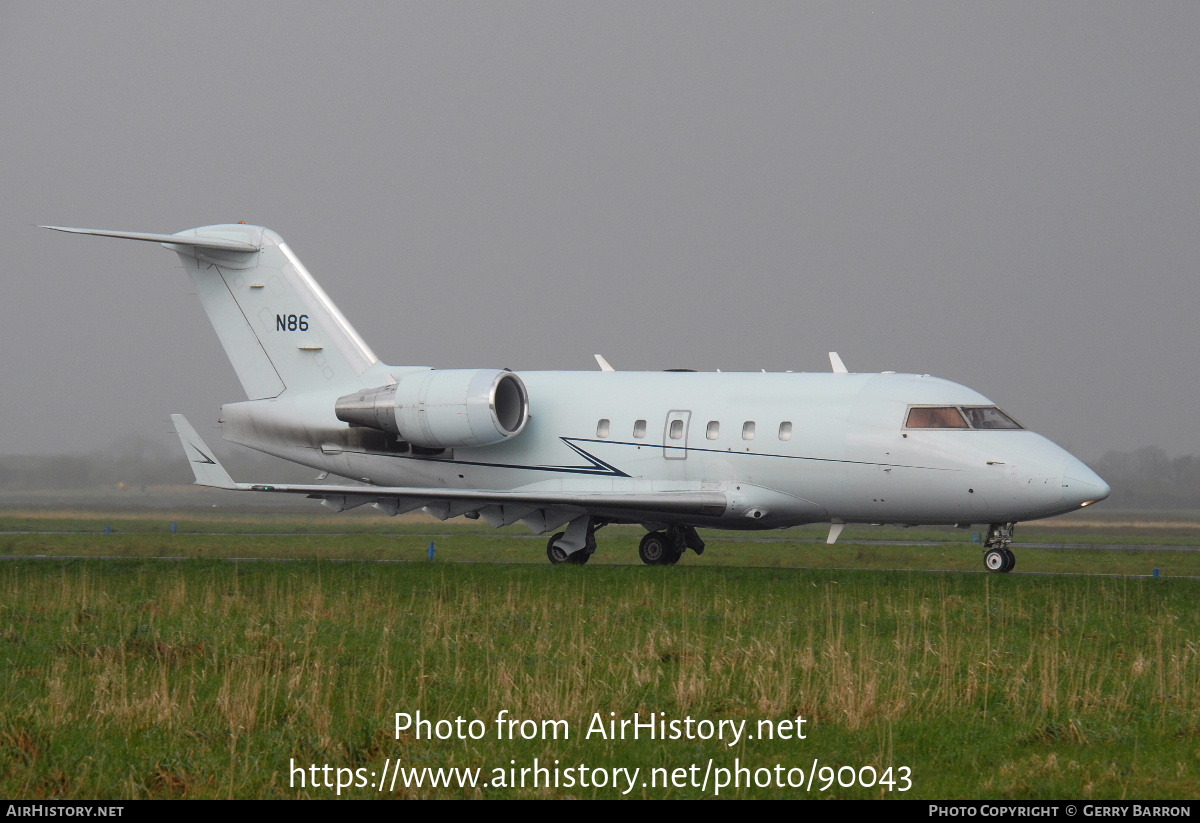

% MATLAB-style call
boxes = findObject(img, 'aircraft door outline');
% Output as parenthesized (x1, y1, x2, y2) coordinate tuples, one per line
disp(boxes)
(664, 410, 691, 460)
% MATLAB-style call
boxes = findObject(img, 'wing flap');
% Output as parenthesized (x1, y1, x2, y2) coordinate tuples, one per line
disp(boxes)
(252, 481, 729, 518)
(254, 482, 725, 513)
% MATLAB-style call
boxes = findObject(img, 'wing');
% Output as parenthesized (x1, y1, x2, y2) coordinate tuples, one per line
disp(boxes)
(171, 415, 729, 532)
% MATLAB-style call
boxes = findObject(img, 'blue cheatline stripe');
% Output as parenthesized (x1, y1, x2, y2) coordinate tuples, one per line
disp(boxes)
(357, 437, 954, 478)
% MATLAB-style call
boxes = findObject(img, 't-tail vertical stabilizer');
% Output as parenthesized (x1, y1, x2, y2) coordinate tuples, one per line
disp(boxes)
(42, 224, 382, 399)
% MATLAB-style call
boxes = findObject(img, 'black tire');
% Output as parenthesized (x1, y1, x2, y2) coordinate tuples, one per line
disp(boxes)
(547, 532, 590, 565)
(984, 548, 1007, 573)
(663, 528, 686, 565)
(547, 533, 569, 564)
(639, 531, 669, 565)
(1001, 548, 1016, 573)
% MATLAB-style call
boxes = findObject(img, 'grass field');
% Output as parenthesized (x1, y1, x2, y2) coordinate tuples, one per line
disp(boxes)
(2, 510, 1198, 799)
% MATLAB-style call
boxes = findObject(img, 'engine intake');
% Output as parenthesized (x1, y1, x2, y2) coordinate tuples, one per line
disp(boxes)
(335, 369, 529, 449)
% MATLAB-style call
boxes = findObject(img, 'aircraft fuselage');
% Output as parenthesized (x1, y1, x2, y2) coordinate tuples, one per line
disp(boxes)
(220, 369, 1107, 530)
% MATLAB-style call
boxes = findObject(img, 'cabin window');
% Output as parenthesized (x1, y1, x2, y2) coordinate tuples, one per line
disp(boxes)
(742, 421, 756, 440)
(597, 418, 611, 438)
(905, 407, 969, 429)
(633, 419, 647, 438)
(669, 419, 684, 440)
(706, 421, 720, 440)
(961, 406, 1024, 430)
(778, 421, 793, 441)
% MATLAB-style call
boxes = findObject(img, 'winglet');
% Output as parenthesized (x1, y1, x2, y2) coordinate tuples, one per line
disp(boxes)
(170, 414, 237, 489)
(828, 352, 848, 374)
(594, 354, 616, 372)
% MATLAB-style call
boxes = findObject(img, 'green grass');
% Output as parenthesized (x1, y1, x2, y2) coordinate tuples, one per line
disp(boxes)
(1, 537, 1198, 797)
(2, 511, 1200, 578)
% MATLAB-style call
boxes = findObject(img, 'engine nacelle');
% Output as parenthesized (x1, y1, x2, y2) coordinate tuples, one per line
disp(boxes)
(335, 369, 529, 449)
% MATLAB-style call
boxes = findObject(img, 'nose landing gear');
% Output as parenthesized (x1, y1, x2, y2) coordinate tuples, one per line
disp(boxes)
(982, 523, 1016, 573)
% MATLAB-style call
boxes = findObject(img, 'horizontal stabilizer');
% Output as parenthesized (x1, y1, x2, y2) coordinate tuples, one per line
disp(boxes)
(41, 226, 260, 253)
(170, 414, 236, 489)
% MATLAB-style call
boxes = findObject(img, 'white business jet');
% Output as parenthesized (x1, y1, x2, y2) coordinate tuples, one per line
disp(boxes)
(45, 224, 1110, 572)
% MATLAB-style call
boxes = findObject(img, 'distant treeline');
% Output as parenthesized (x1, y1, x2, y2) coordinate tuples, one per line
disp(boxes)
(1091, 447, 1200, 509)
(0, 435, 312, 491)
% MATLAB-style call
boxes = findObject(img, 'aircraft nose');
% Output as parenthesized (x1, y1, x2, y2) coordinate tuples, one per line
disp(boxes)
(1061, 459, 1111, 508)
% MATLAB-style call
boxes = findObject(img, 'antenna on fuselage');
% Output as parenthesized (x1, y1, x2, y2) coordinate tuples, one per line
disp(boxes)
(594, 354, 616, 372)
(828, 352, 848, 374)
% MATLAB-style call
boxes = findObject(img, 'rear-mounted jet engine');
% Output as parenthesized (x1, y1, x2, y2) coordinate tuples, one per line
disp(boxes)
(336, 369, 529, 449)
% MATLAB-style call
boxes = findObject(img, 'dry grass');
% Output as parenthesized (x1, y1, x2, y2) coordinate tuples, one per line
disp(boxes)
(1, 559, 1197, 798)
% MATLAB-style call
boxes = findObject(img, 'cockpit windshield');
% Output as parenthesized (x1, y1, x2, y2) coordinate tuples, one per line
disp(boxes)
(961, 406, 1023, 430)
(905, 405, 1023, 430)
(906, 406, 969, 429)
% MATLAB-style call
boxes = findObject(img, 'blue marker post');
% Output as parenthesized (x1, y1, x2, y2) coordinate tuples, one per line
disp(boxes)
(170, 521, 178, 535)
(428, 541, 436, 561)
(1153, 568, 1161, 580)
(103, 524, 112, 535)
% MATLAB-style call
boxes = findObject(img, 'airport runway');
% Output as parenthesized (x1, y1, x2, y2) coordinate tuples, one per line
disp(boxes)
(3, 530, 1199, 552)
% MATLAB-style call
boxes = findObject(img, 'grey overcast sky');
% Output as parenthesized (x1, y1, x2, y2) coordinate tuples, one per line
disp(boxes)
(2, 2, 1198, 461)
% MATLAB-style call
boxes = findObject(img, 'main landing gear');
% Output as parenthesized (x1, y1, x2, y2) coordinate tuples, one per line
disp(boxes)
(982, 522, 1016, 573)
(547, 532, 591, 564)
(638, 531, 679, 565)
(546, 520, 602, 565)
(639, 525, 705, 566)
(545, 518, 705, 566)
